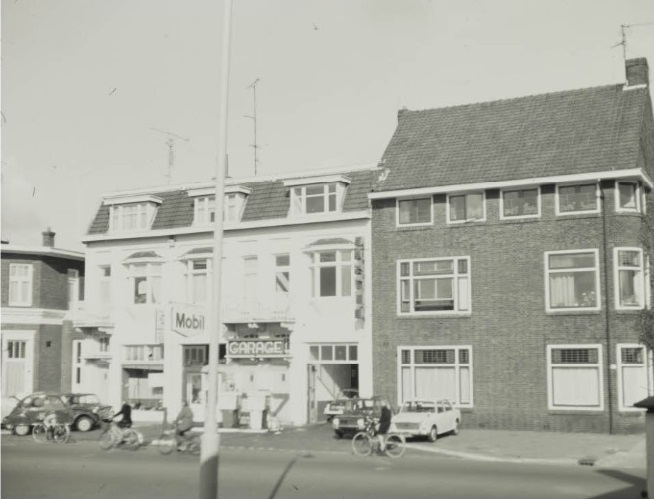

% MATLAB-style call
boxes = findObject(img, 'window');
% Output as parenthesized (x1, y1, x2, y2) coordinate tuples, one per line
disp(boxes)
(399, 346, 472, 407)
(194, 197, 215, 225)
(617, 344, 651, 411)
(309, 344, 358, 363)
(547, 345, 603, 410)
(615, 181, 641, 213)
(310, 250, 352, 298)
(99, 337, 110, 353)
(184, 345, 208, 366)
(448, 193, 485, 223)
(9, 264, 33, 306)
(290, 182, 347, 215)
(128, 263, 162, 304)
(557, 184, 599, 215)
(125, 345, 164, 362)
(225, 193, 247, 222)
(110, 203, 157, 231)
(99, 265, 112, 304)
(275, 254, 290, 294)
(6, 340, 26, 359)
(398, 257, 470, 314)
(397, 198, 432, 225)
(243, 256, 258, 299)
(186, 259, 210, 305)
(500, 188, 539, 219)
(545, 250, 600, 311)
(614, 248, 645, 310)
(68, 269, 79, 309)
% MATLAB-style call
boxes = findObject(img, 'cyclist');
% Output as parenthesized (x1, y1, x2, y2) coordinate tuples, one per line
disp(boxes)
(112, 401, 133, 428)
(174, 401, 194, 451)
(375, 402, 392, 453)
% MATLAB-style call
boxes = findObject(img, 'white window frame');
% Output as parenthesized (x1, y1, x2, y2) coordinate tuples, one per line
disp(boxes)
(555, 182, 600, 216)
(396, 197, 433, 227)
(547, 344, 604, 411)
(617, 343, 652, 412)
(8, 263, 33, 307)
(446, 191, 486, 224)
(124, 344, 164, 362)
(275, 254, 291, 295)
(310, 249, 353, 299)
(615, 181, 642, 213)
(185, 258, 212, 305)
(397, 345, 473, 408)
(290, 182, 346, 216)
(614, 247, 645, 310)
(194, 197, 215, 225)
(126, 262, 162, 305)
(397, 256, 471, 316)
(109, 203, 157, 232)
(544, 249, 601, 313)
(499, 187, 541, 220)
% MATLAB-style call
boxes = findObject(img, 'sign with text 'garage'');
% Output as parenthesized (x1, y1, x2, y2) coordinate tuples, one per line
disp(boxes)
(171, 304, 206, 337)
(227, 339, 288, 358)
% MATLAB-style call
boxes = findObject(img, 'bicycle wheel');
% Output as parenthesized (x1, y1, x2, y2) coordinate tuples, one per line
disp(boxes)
(32, 424, 47, 444)
(351, 431, 373, 457)
(53, 424, 70, 444)
(122, 429, 141, 450)
(157, 433, 177, 455)
(98, 429, 115, 450)
(384, 434, 405, 459)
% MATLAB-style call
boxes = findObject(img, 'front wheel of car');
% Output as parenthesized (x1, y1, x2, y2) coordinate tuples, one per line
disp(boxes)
(14, 424, 30, 436)
(75, 416, 94, 432)
(452, 419, 460, 436)
(427, 425, 438, 443)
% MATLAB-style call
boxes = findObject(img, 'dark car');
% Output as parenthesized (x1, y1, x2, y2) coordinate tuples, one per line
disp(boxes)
(331, 395, 393, 438)
(2, 392, 112, 435)
(323, 389, 359, 421)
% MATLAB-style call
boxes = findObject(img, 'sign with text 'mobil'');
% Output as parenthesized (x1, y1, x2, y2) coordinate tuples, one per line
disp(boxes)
(171, 303, 206, 338)
(227, 339, 288, 358)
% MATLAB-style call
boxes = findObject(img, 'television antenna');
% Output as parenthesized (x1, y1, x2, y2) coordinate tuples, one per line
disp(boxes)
(150, 127, 190, 184)
(244, 78, 260, 176)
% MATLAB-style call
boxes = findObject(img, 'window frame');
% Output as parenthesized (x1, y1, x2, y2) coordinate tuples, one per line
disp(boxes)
(616, 343, 652, 412)
(8, 263, 33, 307)
(499, 187, 541, 220)
(397, 345, 473, 408)
(396, 196, 433, 227)
(109, 202, 158, 232)
(193, 196, 215, 225)
(126, 262, 162, 305)
(546, 344, 604, 411)
(397, 256, 471, 316)
(446, 191, 486, 224)
(615, 181, 642, 214)
(544, 249, 601, 313)
(555, 182, 600, 216)
(185, 258, 211, 305)
(614, 247, 646, 311)
(290, 182, 346, 216)
(274, 254, 291, 295)
(310, 249, 353, 299)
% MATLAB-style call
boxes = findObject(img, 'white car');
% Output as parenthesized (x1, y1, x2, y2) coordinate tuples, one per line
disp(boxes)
(392, 399, 461, 442)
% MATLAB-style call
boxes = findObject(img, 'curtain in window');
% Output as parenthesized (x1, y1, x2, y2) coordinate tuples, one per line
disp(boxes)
(619, 269, 638, 306)
(550, 274, 575, 307)
(551, 367, 600, 406)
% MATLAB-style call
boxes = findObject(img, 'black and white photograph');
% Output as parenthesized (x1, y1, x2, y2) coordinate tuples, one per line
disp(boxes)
(2, 1, 654, 498)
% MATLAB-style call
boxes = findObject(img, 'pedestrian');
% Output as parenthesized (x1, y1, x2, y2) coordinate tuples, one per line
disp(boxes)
(113, 400, 133, 428)
(174, 401, 195, 450)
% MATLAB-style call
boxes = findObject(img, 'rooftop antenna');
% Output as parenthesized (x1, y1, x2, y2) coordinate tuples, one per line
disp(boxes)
(150, 127, 190, 184)
(244, 78, 260, 176)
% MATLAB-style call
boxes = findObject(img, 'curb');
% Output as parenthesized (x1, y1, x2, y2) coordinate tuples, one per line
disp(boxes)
(404, 444, 579, 466)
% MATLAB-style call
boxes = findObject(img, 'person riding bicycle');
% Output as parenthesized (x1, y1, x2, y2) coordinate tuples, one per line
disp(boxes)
(375, 402, 392, 452)
(174, 401, 195, 450)
(112, 401, 133, 429)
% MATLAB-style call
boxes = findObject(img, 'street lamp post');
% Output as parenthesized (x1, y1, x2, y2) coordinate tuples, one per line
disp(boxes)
(199, 1, 233, 498)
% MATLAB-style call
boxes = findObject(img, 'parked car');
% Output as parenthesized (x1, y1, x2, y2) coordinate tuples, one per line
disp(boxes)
(2, 392, 112, 435)
(331, 395, 393, 438)
(1, 395, 20, 428)
(323, 388, 359, 421)
(392, 399, 461, 442)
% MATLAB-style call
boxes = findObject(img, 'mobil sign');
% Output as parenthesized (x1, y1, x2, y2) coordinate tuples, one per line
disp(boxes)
(171, 303, 206, 338)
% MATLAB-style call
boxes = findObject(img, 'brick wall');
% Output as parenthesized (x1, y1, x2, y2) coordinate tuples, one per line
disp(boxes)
(371, 180, 648, 434)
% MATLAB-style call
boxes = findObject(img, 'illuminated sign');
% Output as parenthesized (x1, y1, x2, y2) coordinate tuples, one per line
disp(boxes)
(227, 340, 288, 358)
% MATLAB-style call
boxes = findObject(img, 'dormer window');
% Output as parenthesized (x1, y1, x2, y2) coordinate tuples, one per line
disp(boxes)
(194, 197, 215, 225)
(105, 195, 162, 232)
(189, 186, 250, 225)
(225, 193, 247, 222)
(284, 175, 350, 216)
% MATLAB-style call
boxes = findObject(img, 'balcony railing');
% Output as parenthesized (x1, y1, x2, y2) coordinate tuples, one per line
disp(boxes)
(221, 295, 294, 323)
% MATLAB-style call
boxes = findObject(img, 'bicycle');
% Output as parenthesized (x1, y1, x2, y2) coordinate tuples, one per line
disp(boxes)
(351, 417, 406, 458)
(157, 422, 201, 455)
(98, 418, 142, 451)
(32, 422, 70, 444)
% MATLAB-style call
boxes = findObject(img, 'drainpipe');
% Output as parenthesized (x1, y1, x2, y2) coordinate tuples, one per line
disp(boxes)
(600, 182, 614, 434)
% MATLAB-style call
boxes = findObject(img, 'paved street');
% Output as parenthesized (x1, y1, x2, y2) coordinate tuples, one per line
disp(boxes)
(1, 426, 647, 499)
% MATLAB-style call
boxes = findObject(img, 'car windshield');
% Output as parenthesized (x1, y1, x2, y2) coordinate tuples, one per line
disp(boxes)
(354, 400, 374, 410)
(70, 394, 100, 405)
(401, 401, 435, 413)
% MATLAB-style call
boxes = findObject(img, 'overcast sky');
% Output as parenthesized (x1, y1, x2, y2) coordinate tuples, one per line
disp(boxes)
(2, 0, 654, 251)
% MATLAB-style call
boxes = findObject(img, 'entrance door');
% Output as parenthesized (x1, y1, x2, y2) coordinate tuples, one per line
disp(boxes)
(187, 372, 205, 421)
(2, 333, 34, 397)
(307, 364, 317, 423)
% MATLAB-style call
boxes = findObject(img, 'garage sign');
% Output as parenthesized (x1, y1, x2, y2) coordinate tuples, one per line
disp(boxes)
(227, 340, 288, 358)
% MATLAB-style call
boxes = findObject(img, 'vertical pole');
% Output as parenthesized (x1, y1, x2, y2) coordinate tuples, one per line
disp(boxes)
(199, 1, 233, 498)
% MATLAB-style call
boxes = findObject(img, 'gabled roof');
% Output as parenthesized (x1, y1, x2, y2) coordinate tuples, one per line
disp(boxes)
(87, 166, 378, 236)
(375, 83, 652, 192)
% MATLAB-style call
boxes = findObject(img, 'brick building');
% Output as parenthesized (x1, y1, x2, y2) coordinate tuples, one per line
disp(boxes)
(369, 58, 654, 433)
(1, 229, 85, 397)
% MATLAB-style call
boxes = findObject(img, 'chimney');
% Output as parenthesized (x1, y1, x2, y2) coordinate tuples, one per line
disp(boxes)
(626, 58, 649, 87)
(42, 227, 55, 248)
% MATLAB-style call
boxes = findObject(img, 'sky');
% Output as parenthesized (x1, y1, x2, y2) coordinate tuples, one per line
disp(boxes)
(2, 0, 654, 251)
